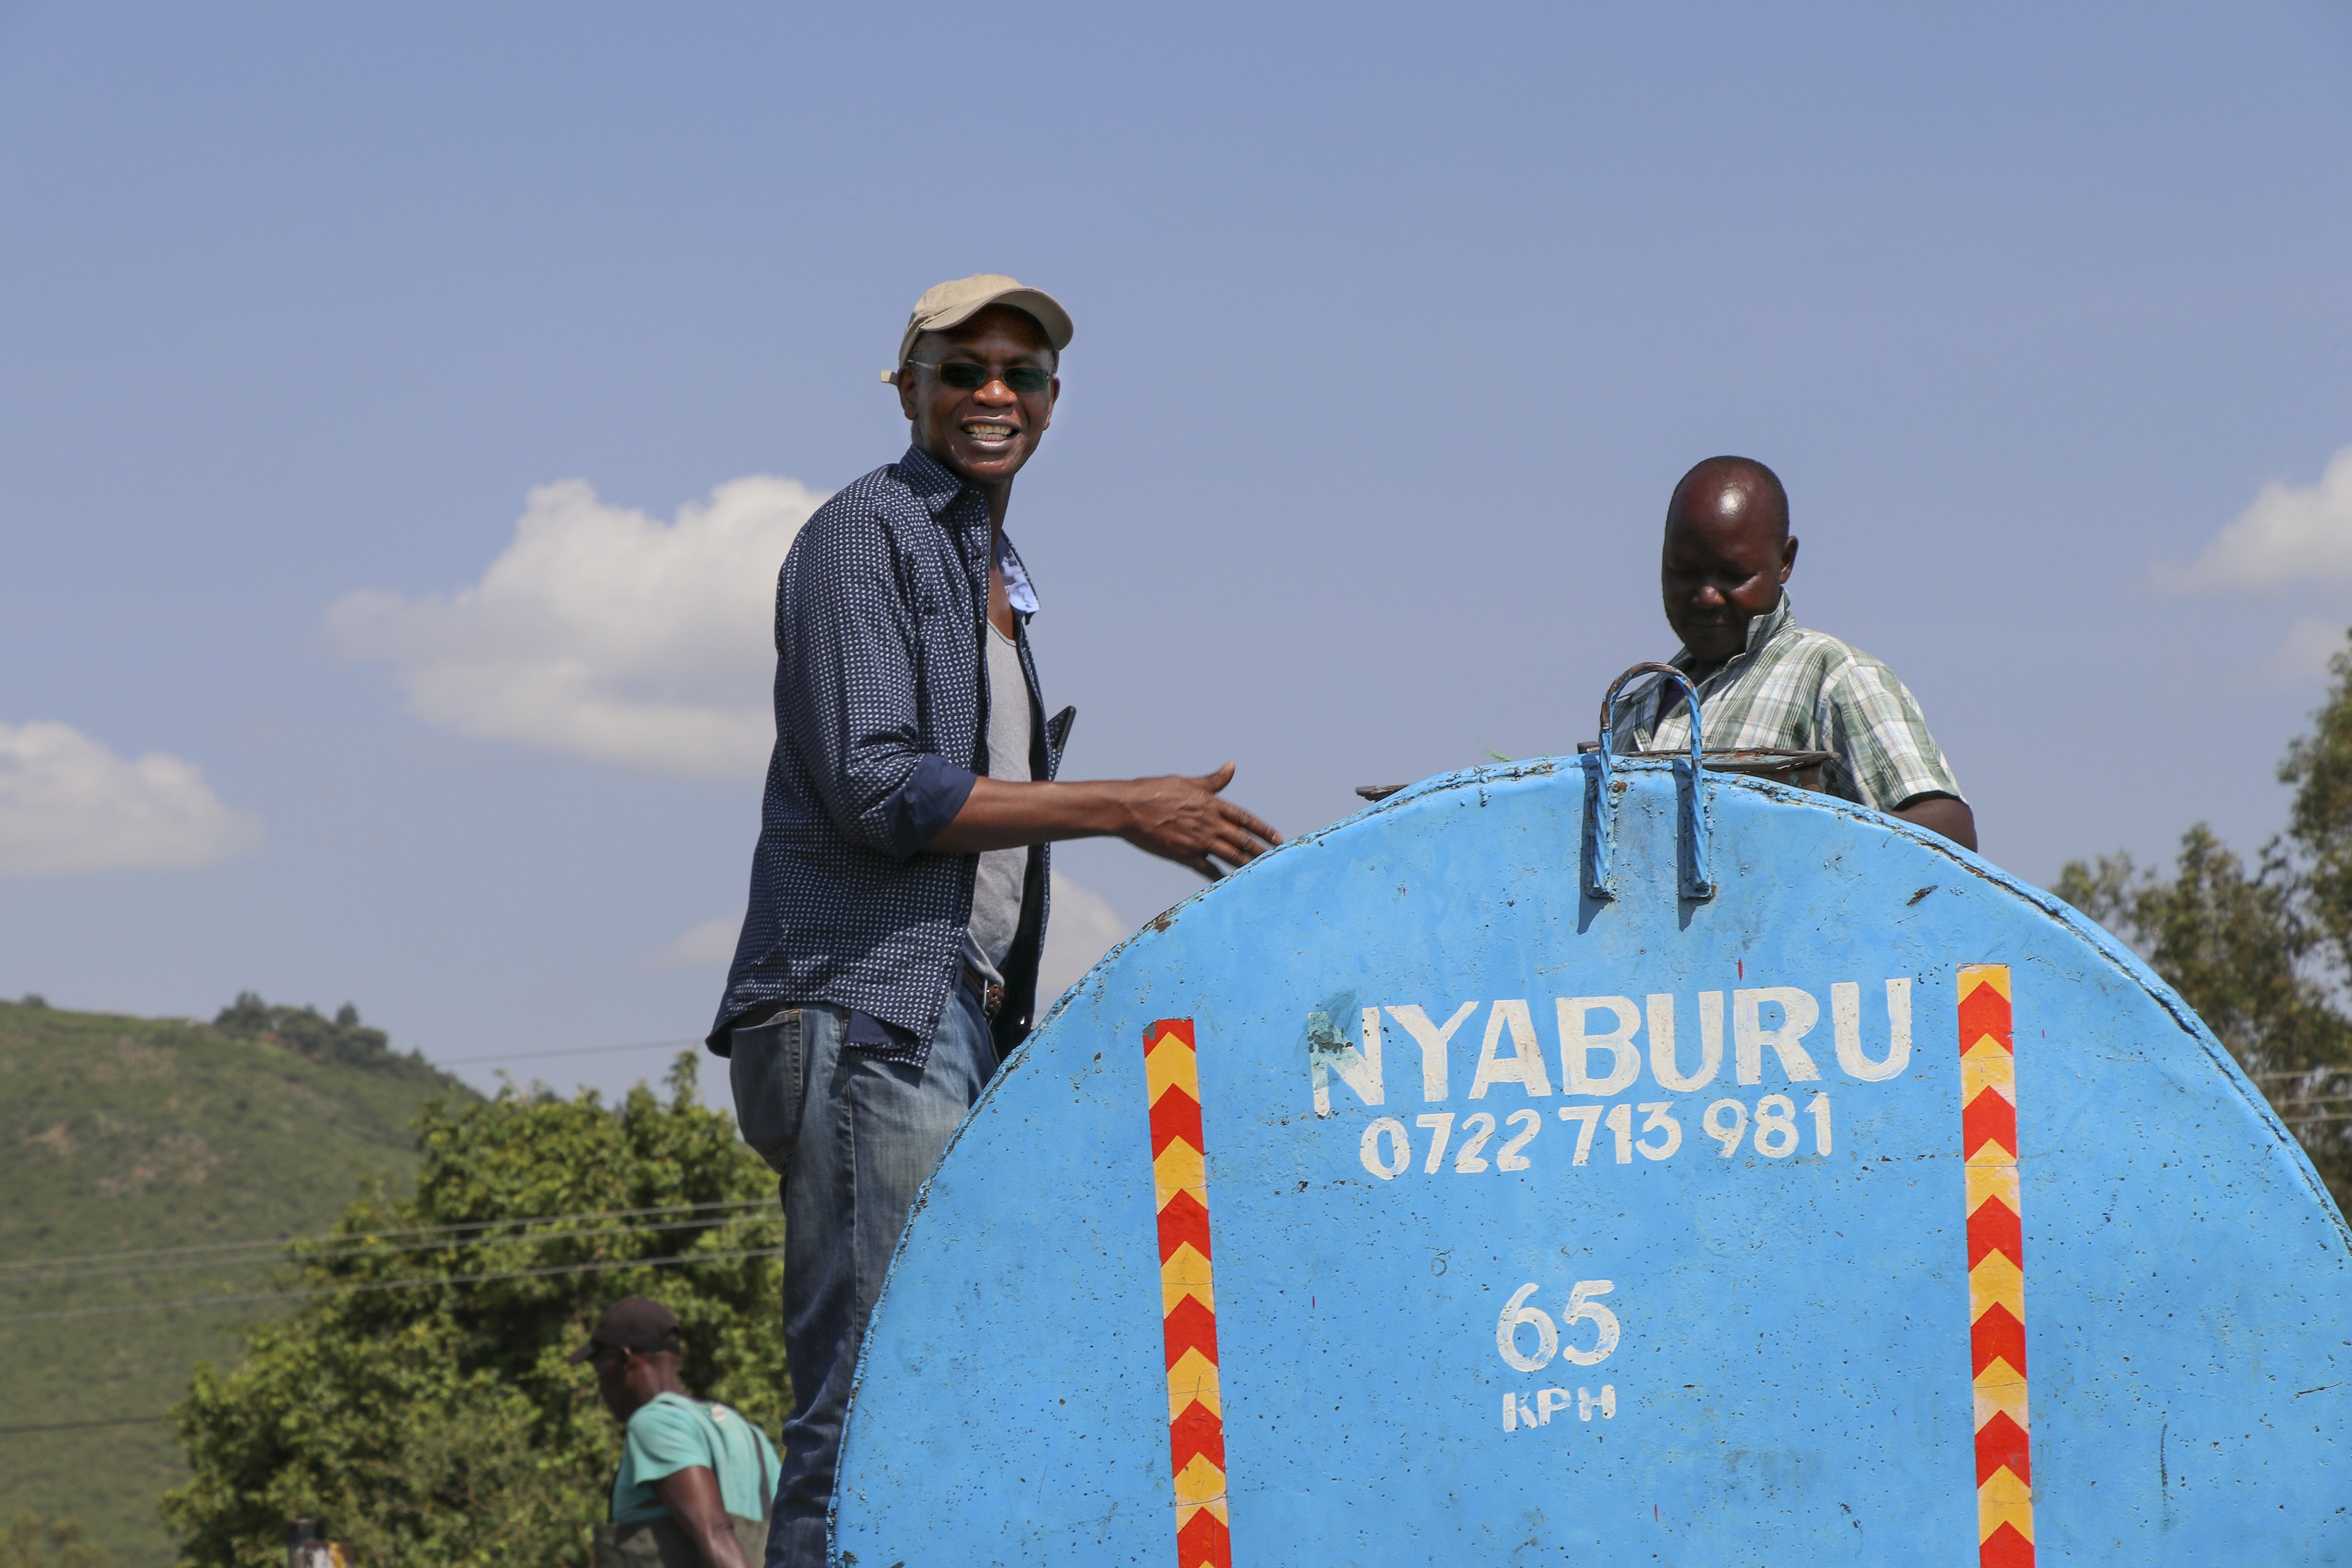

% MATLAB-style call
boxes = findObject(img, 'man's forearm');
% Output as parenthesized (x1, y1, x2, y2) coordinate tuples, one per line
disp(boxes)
(683, 1515, 749, 1568)
(920, 764, 1281, 878)
(922, 777, 1132, 853)
(649, 1469, 750, 1568)
(1892, 793, 1978, 852)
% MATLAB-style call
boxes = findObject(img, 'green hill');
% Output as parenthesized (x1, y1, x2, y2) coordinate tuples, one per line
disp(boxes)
(0, 997, 471, 1568)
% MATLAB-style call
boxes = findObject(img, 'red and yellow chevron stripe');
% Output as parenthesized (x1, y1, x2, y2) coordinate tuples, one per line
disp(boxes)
(1959, 965, 2034, 1568)
(1146, 1019, 1231, 1568)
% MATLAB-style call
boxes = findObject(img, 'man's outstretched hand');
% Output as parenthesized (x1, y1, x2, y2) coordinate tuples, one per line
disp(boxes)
(1115, 762, 1283, 878)
(923, 763, 1283, 876)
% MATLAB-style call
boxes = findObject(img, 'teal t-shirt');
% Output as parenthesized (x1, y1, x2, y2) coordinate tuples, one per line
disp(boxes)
(611, 1393, 782, 1525)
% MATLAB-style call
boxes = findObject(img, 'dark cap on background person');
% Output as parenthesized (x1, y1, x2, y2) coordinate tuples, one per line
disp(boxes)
(881, 273, 1075, 383)
(567, 1295, 683, 1363)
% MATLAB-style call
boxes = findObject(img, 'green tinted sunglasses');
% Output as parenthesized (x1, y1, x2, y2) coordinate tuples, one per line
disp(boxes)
(907, 360, 1053, 395)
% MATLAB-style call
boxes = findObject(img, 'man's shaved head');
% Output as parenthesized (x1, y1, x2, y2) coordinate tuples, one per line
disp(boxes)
(1657, 455, 1799, 674)
(1667, 456, 1789, 544)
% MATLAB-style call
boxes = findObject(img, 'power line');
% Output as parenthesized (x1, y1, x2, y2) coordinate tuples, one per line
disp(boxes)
(0, 1414, 174, 1437)
(7, 1202, 768, 1282)
(0, 1230, 780, 1433)
(0, 1243, 787, 1327)
(0, 1198, 768, 1276)
(8, 1209, 772, 1287)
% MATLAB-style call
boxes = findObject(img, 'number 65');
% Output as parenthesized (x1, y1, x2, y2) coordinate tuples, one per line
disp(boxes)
(1494, 1279, 1621, 1372)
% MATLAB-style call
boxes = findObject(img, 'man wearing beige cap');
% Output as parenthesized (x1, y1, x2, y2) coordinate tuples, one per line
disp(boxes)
(709, 274, 1280, 1568)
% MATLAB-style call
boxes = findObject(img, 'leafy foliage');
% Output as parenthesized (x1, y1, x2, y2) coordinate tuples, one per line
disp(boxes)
(211, 995, 454, 1087)
(1, 1516, 113, 1568)
(0, 998, 462, 1568)
(2057, 635, 2352, 1213)
(2283, 663, 2352, 979)
(162, 1057, 785, 1568)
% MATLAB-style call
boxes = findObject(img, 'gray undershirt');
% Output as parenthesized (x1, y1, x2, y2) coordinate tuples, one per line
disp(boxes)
(960, 620, 1033, 987)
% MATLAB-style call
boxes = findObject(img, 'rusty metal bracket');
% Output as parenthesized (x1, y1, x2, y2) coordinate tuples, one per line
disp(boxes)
(1587, 662, 1715, 902)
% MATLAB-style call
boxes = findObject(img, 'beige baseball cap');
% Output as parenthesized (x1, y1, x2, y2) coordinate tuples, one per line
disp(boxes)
(884, 274, 1074, 383)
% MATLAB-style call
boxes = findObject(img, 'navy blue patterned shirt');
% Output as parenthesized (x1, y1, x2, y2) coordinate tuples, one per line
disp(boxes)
(708, 446, 1069, 1066)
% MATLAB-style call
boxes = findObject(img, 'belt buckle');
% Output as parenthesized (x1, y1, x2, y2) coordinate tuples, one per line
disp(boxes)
(964, 965, 1005, 1022)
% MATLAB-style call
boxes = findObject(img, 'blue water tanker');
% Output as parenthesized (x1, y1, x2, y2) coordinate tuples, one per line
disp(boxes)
(832, 672, 2351, 1566)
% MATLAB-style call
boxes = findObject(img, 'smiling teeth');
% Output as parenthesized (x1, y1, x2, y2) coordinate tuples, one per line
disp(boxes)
(967, 424, 1014, 438)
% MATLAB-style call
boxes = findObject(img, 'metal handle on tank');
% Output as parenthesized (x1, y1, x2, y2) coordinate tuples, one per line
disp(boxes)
(1585, 662, 1716, 902)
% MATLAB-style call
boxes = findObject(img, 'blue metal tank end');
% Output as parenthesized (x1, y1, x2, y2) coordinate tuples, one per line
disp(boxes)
(832, 759, 2352, 1567)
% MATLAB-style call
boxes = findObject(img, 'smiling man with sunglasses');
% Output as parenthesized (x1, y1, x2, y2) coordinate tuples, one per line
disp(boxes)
(709, 274, 1281, 1568)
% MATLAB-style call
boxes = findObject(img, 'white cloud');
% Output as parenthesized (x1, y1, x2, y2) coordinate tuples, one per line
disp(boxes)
(1039, 871, 1136, 997)
(2158, 444, 2352, 594)
(647, 916, 742, 970)
(330, 475, 826, 777)
(649, 872, 1136, 998)
(0, 722, 260, 875)
(2262, 615, 2350, 683)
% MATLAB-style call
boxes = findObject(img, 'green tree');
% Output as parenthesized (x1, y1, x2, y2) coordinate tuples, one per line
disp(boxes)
(2057, 635, 2352, 1213)
(2, 1515, 113, 1568)
(162, 1057, 785, 1568)
(2282, 654, 2352, 978)
(211, 994, 454, 1086)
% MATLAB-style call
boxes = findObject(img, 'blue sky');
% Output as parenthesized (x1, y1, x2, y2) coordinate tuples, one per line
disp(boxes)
(3, 2, 2349, 1098)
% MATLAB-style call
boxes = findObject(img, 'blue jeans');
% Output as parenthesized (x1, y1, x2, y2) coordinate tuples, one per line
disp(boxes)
(728, 989, 1000, 1568)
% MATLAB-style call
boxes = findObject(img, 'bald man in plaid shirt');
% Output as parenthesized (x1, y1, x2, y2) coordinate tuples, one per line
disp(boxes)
(1609, 456, 1978, 850)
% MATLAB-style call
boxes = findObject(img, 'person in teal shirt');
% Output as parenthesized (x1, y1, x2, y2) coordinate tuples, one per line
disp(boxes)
(573, 1297, 781, 1568)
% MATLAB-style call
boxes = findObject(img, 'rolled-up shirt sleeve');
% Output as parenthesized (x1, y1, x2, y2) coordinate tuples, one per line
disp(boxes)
(775, 509, 978, 858)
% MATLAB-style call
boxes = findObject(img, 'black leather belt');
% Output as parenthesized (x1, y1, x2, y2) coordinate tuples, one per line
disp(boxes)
(960, 962, 1005, 1022)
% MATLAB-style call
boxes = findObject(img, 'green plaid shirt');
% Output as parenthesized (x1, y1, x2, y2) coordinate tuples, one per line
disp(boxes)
(1610, 597, 1963, 812)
